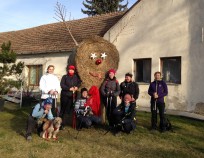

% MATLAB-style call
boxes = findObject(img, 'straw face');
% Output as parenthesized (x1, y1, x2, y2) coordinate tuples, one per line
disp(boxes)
(75, 36, 119, 89)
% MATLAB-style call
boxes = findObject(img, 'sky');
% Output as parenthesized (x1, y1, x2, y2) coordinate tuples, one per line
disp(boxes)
(0, 0, 137, 33)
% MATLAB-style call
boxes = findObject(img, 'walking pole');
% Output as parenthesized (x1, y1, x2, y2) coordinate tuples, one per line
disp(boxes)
(54, 94, 59, 117)
(75, 118, 82, 139)
(105, 94, 109, 124)
(72, 89, 76, 129)
(109, 91, 113, 126)
(154, 81, 158, 126)
(109, 95, 112, 120)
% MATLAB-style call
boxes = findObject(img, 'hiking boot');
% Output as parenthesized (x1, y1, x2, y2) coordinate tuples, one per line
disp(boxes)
(26, 135, 32, 141)
(114, 131, 122, 137)
(160, 128, 166, 133)
(128, 130, 134, 134)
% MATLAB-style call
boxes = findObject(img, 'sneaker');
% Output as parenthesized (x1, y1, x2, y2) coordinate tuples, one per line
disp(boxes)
(26, 135, 32, 141)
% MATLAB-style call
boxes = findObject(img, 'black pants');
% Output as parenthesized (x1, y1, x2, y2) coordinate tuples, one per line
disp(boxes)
(151, 102, 165, 130)
(59, 95, 73, 124)
(113, 107, 135, 133)
(77, 115, 102, 129)
(25, 116, 43, 136)
(103, 96, 117, 126)
(122, 119, 136, 133)
(42, 98, 57, 117)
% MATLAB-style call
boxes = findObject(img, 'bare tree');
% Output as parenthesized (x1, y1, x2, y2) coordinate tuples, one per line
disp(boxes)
(54, 2, 79, 46)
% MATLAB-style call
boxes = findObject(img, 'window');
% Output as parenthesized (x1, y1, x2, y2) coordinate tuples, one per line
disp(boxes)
(161, 57, 181, 84)
(27, 65, 42, 86)
(134, 58, 151, 83)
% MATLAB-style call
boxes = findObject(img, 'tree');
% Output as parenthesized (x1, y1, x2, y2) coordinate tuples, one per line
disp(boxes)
(54, 2, 79, 46)
(81, 0, 128, 16)
(0, 41, 24, 95)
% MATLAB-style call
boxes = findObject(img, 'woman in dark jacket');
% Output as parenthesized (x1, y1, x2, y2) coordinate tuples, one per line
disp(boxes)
(100, 69, 120, 126)
(148, 71, 168, 132)
(60, 65, 81, 129)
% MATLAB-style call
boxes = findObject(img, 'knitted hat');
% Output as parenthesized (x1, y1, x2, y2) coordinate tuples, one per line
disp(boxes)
(124, 94, 132, 102)
(108, 69, 116, 75)
(68, 65, 75, 70)
(44, 97, 53, 105)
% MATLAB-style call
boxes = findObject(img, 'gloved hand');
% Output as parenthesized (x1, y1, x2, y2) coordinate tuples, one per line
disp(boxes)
(105, 92, 110, 97)
(110, 92, 115, 97)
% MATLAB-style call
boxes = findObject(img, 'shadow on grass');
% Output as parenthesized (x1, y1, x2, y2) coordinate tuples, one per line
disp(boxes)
(3, 102, 34, 138)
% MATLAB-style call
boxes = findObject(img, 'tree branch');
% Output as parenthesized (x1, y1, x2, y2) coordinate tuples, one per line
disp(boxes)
(54, 2, 79, 46)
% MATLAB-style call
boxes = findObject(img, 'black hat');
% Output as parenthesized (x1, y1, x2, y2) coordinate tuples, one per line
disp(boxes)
(125, 73, 133, 78)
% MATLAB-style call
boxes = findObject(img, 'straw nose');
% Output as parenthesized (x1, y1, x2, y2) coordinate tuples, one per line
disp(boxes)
(95, 59, 102, 65)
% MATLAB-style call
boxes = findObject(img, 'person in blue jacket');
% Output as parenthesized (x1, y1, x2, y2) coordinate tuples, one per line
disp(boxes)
(148, 71, 168, 132)
(25, 97, 54, 141)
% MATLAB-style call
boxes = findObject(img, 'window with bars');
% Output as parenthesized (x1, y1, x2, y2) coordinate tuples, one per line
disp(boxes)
(27, 65, 42, 86)
(160, 57, 181, 84)
(134, 58, 151, 83)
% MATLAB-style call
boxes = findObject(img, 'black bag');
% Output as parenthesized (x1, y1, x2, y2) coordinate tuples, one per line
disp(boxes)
(164, 117, 173, 132)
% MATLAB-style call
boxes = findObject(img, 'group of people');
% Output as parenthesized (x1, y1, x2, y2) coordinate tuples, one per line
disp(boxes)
(25, 64, 168, 141)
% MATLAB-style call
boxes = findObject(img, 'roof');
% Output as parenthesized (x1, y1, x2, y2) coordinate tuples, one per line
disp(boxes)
(0, 12, 124, 55)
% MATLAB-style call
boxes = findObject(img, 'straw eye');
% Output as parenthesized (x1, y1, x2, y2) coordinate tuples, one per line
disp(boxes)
(101, 52, 107, 59)
(90, 53, 97, 60)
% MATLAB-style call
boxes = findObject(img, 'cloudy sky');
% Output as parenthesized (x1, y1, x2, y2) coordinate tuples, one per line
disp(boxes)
(0, 0, 137, 33)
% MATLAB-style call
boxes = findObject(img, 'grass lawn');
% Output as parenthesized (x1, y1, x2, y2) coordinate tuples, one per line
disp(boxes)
(0, 102, 204, 158)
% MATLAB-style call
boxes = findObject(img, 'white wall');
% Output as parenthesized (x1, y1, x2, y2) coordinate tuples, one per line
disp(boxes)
(104, 0, 204, 113)
(16, 52, 71, 90)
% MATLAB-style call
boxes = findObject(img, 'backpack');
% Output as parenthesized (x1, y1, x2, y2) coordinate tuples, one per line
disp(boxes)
(30, 102, 43, 116)
(164, 117, 173, 132)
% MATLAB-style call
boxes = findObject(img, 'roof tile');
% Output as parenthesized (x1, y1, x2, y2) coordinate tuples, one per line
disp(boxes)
(0, 12, 124, 54)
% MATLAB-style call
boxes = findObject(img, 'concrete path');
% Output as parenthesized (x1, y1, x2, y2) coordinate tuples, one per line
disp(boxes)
(138, 107, 204, 121)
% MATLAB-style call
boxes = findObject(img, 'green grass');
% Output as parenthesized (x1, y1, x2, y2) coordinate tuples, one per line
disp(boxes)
(0, 102, 204, 158)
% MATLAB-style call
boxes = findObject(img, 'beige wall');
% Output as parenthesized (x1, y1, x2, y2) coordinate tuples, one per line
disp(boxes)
(104, 0, 204, 113)
(17, 52, 71, 91)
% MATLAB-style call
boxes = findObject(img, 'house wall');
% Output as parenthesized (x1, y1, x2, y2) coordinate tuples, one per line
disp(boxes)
(16, 52, 71, 90)
(188, 0, 204, 114)
(104, 0, 204, 113)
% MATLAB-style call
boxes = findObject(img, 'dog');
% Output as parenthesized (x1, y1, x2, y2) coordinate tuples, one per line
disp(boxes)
(40, 117, 62, 140)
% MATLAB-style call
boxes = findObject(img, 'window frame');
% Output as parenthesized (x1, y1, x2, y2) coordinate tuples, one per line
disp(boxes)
(134, 58, 152, 84)
(160, 56, 181, 84)
(27, 65, 42, 86)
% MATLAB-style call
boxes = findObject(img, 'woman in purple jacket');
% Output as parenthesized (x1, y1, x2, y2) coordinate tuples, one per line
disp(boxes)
(148, 71, 168, 132)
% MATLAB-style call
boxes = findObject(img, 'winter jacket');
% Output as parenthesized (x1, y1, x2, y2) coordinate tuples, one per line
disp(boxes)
(100, 77, 120, 97)
(74, 98, 87, 116)
(60, 74, 81, 97)
(148, 80, 168, 104)
(39, 73, 60, 99)
(120, 81, 139, 100)
(116, 102, 136, 120)
(32, 103, 54, 120)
